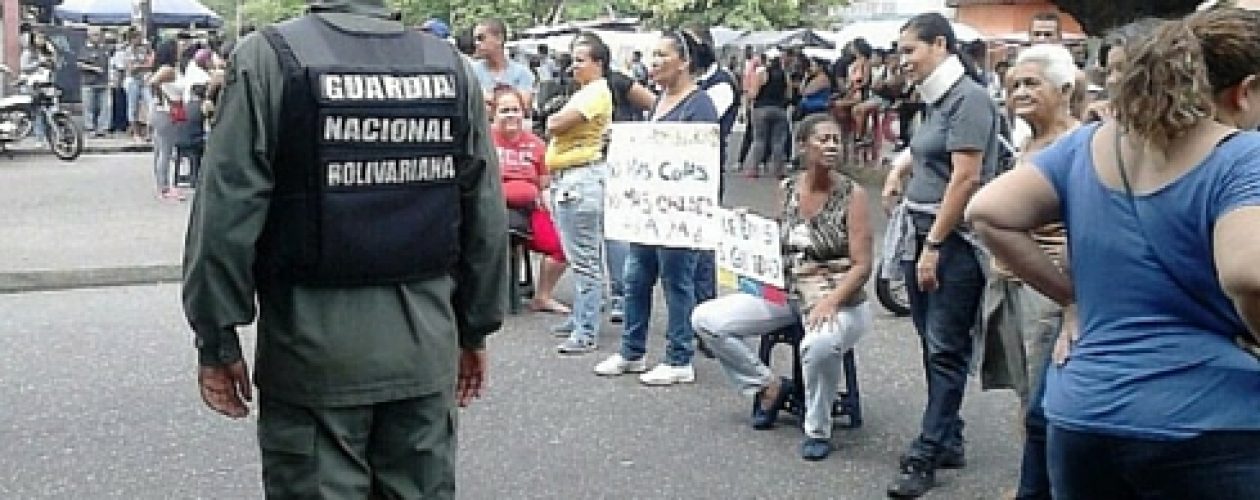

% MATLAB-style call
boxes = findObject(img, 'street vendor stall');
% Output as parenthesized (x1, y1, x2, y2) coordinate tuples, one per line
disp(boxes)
(55, 0, 222, 28)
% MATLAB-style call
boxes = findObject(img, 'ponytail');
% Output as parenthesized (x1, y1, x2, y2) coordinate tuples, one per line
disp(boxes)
(955, 49, 986, 86)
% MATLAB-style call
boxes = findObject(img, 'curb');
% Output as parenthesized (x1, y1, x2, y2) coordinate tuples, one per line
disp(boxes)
(5, 145, 153, 158)
(0, 264, 181, 294)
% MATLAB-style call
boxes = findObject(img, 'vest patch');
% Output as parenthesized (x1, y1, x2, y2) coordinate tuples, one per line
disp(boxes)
(326, 156, 457, 187)
(323, 116, 455, 144)
(321, 74, 457, 101)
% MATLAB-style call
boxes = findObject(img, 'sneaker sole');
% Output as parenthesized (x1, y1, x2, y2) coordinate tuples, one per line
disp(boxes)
(639, 375, 696, 386)
(594, 365, 648, 376)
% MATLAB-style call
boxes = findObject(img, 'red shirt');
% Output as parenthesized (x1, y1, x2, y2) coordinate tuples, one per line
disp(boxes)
(493, 128, 548, 185)
(493, 128, 548, 208)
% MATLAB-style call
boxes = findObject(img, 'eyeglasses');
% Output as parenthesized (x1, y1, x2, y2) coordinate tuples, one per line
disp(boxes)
(497, 107, 523, 114)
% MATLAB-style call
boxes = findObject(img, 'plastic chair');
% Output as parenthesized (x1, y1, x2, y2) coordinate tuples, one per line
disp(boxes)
(506, 208, 536, 314)
(756, 321, 863, 428)
(507, 235, 535, 314)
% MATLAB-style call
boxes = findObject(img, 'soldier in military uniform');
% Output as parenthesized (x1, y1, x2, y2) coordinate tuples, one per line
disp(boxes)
(181, 0, 507, 497)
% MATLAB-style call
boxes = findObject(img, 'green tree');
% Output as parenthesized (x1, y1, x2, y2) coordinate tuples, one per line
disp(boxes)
(1050, 0, 1200, 35)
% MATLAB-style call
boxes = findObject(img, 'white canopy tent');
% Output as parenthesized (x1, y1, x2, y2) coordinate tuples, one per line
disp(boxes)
(818, 19, 987, 50)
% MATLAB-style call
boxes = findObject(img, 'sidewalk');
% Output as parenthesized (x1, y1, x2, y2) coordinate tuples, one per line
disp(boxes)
(0, 154, 186, 294)
(3, 133, 153, 158)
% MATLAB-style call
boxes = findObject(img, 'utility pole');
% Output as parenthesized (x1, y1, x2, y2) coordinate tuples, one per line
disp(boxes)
(132, 0, 153, 42)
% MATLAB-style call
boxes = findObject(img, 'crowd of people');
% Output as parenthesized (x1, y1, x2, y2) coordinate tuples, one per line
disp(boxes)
(175, 2, 1260, 497)
(17, 24, 229, 201)
(451, 8, 1260, 499)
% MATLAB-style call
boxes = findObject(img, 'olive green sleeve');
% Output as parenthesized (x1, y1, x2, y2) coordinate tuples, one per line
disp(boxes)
(453, 58, 509, 350)
(181, 35, 285, 366)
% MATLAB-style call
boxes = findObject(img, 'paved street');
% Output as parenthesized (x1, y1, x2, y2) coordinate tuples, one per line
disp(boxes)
(0, 154, 1023, 499)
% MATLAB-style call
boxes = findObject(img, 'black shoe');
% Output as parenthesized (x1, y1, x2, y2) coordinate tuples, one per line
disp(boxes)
(937, 447, 966, 469)
(750, 377, 793, 430)
(887, 457, 935, 498)
(800, 437, 832, 461)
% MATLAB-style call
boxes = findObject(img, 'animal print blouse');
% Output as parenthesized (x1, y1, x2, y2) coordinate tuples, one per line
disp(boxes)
(780, 173, 867, 311)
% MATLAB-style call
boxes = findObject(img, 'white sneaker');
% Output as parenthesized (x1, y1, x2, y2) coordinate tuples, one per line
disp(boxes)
(594, 354, 648, 376)
(639, 364, 696, 386)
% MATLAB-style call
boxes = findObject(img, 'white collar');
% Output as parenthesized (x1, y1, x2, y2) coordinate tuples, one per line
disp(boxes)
(918, 55, 965, 105)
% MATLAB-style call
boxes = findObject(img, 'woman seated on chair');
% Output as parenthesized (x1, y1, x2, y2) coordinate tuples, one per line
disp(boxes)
(795, 57, 833, 121)
(852, 50, 897, 146)
(691, 113, 874, 461)
(491, 86, 570, 315)
(830, 38, 873, 132)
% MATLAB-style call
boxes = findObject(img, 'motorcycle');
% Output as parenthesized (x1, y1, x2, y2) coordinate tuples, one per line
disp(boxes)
(875, 261, 911, 317)
(0, 64, 84, 161)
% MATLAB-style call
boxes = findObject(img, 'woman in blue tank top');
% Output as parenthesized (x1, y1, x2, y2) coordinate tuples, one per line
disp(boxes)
(969, 8, 1260, 499)
(592, 31, 718, 386)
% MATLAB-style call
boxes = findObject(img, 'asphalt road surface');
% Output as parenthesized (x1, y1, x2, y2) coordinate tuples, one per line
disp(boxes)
(0, 154, 1024, 499)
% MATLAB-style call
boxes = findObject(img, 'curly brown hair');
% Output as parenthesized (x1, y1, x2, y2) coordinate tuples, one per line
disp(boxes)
(1114, 8, 1260, 146)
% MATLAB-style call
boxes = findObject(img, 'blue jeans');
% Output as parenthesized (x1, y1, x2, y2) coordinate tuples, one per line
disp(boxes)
(1048, 426, 1260, 499)
(621, 244, 700, 366)
(124, 77, 151, 124)
(550, 164, 607, 344)
(693, 250, 716, 305)
(81, 86, 111, 133)
(606, 239, 629, 303)
(902, 233, 983, 463)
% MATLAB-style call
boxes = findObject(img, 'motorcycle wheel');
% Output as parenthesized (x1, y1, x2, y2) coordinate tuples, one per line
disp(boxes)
(46, 113, 83, 161)
(875, 261, 911, 317)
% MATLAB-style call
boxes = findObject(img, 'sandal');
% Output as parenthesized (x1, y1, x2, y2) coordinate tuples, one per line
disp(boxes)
(529, 299, 571, 315)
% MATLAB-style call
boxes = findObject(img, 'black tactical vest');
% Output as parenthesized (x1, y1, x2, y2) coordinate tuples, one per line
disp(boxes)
(256, 16, 470, 286)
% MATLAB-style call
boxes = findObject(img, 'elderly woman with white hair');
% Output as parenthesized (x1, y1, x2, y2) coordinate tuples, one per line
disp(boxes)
(979, 42, 1080, 500)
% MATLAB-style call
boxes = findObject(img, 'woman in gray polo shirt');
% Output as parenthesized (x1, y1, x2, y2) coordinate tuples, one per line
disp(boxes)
(880, 12, 1005, 499)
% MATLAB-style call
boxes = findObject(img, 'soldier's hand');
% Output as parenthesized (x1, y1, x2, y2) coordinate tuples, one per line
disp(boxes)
(198, 360, 252, 419)
(457, 349, 487, 408)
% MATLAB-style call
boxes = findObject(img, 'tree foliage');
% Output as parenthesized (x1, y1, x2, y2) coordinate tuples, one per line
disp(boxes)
(1050, 0, 1201, 35)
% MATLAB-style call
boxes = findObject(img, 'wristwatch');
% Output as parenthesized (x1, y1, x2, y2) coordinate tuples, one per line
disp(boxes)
(924, 238, 944, 251)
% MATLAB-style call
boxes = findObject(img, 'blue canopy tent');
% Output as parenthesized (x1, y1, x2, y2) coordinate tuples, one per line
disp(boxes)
(55, 0, 223, 28)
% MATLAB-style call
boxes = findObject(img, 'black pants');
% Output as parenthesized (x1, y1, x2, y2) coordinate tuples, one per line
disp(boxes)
(175, 144, 203, 188)
(110, 87, 129, 132)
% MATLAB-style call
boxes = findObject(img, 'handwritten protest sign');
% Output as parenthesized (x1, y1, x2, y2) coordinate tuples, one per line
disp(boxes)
(604, 123, 721, 249)
(715, 208, 788, 305)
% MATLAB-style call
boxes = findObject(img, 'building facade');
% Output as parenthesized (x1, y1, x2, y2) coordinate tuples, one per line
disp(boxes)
(947, 0, 1084, 38)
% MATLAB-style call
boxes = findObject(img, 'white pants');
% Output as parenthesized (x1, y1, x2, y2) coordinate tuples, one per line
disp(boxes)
(691, 293, 872, 438)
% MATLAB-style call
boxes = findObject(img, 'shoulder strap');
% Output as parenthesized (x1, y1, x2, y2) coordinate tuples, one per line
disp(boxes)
(1114, 131, 1228, 320)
